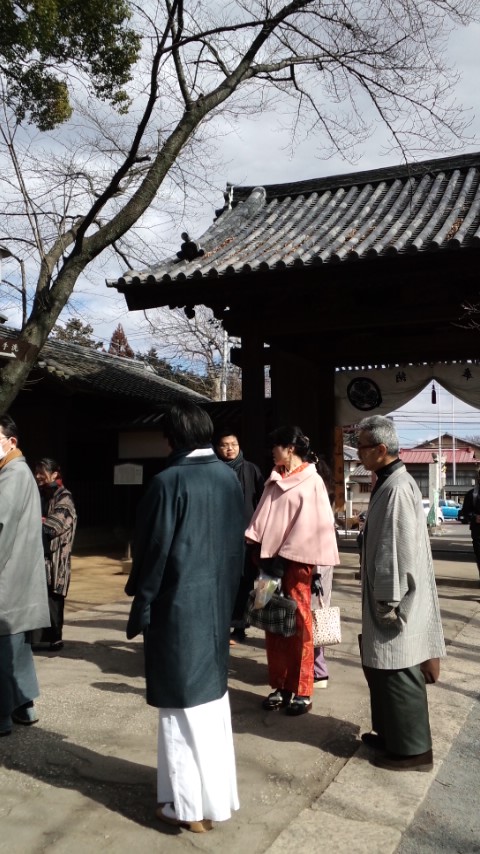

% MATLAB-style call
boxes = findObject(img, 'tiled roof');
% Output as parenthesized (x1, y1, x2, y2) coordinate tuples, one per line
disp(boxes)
(109, 151, 480, 288)
(0, 327, 208, 405)
(400, 449, 477, 464)
(350, 464, 370, 477)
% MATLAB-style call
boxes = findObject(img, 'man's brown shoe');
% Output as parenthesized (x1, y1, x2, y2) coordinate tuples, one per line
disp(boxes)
(373, 749, 433, 772)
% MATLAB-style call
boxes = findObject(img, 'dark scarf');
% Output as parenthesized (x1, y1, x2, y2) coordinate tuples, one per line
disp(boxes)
(225, 449, 244, 474)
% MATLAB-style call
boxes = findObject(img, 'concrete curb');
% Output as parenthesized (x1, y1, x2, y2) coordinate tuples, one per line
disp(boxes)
(264, 608, 480, 854)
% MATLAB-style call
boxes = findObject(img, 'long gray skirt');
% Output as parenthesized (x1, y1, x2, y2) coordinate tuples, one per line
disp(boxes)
(0, 632, 39, 718)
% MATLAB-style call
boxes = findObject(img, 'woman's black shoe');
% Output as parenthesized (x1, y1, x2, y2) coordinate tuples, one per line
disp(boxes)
(285, 696, 312, 716)
(262, 690, 292, 711)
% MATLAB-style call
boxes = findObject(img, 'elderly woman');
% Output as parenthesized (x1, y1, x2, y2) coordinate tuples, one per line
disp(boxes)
(246, 426, 339, 716)
(31, 458, 77, 652)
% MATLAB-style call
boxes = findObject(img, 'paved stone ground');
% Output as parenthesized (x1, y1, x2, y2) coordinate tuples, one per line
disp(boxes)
(0, 547, 479, 853)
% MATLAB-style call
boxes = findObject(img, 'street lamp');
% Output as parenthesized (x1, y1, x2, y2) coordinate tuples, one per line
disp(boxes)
(0, 246, 11, 326)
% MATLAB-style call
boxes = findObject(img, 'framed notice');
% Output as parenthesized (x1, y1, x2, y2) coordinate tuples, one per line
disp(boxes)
(114, 463, 143, 485)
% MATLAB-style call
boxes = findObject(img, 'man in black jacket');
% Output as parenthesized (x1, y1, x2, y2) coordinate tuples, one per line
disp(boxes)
(460, 470, 480, 585)
(215, 430, 264, 642)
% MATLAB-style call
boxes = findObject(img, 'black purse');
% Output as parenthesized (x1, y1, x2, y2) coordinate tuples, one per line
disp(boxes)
(244, 589, 297, 636)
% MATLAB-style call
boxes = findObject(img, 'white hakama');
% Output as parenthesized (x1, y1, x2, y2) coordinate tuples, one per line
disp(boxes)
(157, 691, 239, 823)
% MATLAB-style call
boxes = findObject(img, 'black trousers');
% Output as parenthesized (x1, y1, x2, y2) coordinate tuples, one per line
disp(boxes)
(31, 591, 65, 644)
(470, 523, 480, 572)
(231, 551, 258, 628)
(363, 663, 432, 756)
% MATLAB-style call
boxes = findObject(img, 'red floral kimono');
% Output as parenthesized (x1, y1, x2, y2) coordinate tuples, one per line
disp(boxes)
(265, 560, 314, 696)
(246, 460, 339, 698)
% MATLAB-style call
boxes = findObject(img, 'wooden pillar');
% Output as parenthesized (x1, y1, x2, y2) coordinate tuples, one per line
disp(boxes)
(316, 362, 336, 469)
(241, 323, 266, 468)
(269, 347, 336, 471)
(333, 426, 346, 513)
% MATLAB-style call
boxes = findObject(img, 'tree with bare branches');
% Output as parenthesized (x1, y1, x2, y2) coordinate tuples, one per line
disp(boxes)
(144, 304, 242, 400)
(0, 0, 477, 412)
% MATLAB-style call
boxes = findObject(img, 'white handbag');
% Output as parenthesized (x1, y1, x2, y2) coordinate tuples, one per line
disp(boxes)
(311, 596, 341, 646)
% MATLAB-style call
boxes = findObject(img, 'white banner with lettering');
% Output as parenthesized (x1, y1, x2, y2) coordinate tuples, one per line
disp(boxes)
(335, 363, 480, 426)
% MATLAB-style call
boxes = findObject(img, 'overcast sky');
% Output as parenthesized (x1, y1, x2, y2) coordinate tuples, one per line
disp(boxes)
(4, 11, 480, 438)
(389, 382, 480, 448)
(112, 17, 480, 442)
(73, 16, 480, 353)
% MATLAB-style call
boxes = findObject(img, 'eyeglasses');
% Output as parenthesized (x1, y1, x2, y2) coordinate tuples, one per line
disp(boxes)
(357, 443, 379, 451)
(218, 443, 239, 449)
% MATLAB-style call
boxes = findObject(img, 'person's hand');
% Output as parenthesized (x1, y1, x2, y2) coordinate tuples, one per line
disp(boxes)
(420, 658, 440, 683)
(311, 575, 323, 596)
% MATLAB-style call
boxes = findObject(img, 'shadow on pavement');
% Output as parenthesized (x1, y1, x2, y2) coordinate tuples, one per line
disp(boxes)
(0, 726, 172, 833)
(34, 639, 145, 679)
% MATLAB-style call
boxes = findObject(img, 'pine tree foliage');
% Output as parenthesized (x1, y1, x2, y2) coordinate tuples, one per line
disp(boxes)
(0, 0, 140, 130)
(51, 317, 104, 349)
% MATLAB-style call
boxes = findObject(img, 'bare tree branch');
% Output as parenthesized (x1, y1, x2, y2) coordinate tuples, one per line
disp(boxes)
(0, 0, 477, 410)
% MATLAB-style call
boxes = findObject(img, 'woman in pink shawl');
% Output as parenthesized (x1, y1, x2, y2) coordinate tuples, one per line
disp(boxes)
(245, 426, 339, 716)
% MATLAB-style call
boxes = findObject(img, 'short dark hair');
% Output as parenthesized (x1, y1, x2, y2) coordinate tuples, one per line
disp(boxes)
(35, 457, 62, 477)
(0, 414, 18, 440)
(214, 428, 240, 446)
(160, 402, 213, 451)
(269, 425, 318, 463)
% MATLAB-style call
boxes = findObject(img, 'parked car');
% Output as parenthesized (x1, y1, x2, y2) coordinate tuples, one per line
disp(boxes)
(422, 499, 444, 526)
(438, 499, 461, 520)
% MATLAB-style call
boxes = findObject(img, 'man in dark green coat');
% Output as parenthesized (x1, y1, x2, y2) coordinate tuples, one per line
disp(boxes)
(126, 402, 244, 833)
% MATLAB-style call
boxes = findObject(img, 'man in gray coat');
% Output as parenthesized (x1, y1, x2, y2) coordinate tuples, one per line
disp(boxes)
(126, 402, 244, 832)
(0, 414, 49, 736)
(357, 415, 445, 772)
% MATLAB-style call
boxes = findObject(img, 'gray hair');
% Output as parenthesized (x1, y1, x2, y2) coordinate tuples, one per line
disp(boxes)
(357, 415, 399, 456)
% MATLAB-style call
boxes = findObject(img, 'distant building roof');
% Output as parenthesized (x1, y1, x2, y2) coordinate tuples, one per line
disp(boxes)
(414, 433, 480, 452)
(109, 151, 480, 289)
(350, 464, 371, 477)
(400, 449, 477, 464)
(0, 327, 209, 406)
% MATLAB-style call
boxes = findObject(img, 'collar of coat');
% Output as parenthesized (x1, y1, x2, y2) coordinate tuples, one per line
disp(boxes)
(266, 462, 317, 492)
(369, 462, 407, 504)
(166, 447, 218, 467)
(0, 447, 23, 471)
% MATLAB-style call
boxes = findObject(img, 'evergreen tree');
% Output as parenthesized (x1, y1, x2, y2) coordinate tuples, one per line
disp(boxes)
(1, 0, 139, 130)
(51, 317, 103, 349)
(108, 323, 134, 358)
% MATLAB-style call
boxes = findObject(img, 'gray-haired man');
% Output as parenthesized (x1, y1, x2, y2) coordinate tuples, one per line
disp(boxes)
(357, 415, 445, 771)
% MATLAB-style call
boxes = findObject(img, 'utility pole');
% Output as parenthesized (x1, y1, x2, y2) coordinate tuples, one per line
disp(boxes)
(220, 327, 229, 401)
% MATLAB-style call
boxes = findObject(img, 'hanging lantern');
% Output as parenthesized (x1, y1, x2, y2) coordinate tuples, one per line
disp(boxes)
(431, 382, 437, 405)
